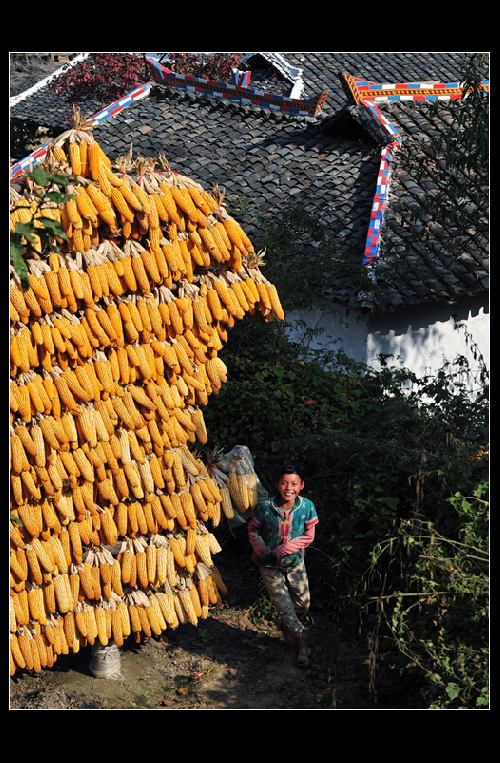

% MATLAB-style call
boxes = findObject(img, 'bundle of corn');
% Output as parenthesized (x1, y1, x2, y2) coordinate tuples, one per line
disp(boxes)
(207, 445, 263, 519)
(10, 116, 284, 675)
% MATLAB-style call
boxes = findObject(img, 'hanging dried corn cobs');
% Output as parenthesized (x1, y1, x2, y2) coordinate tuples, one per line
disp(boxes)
(10, 112, 284, 674)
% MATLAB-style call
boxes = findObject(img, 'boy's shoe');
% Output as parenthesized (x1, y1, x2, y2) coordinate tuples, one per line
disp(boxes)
(293, 632, 311, 667)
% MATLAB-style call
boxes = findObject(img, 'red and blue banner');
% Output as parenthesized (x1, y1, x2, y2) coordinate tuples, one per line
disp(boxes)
(343, 73, 490, 266)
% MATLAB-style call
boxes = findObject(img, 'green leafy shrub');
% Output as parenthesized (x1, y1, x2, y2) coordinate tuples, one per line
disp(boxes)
(48, 53, 146, 103)
(366, 483, 488, 708)
(10, 166, 73, 287)
(204, 316, 488, 707)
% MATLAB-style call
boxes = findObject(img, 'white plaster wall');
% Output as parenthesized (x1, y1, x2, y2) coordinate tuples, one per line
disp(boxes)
(366, 297, 489, 395)
(285, 305, 368, 363)
(286, 296, 489, 395)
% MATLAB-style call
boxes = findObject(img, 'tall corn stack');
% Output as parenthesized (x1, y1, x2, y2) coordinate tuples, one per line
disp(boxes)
(9, 108, 284, 675)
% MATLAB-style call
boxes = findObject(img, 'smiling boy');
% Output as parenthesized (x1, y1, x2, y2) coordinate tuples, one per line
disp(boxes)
(247, 465, 318, 666)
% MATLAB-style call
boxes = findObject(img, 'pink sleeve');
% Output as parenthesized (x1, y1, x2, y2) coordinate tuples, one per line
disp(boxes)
(275, 522, 316, 557)
(248, 516, 269, 555)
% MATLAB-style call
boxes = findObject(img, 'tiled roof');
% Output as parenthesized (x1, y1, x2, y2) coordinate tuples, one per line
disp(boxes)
(370, 100, 488, 307)
(13, 52, 479, 132)
(10, 52, 489, 310)
(93, 87, 379, 259)
(10, 89, 109, 136)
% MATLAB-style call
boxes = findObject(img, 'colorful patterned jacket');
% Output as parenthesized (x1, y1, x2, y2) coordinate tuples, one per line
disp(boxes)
(247, 495, 318, 568)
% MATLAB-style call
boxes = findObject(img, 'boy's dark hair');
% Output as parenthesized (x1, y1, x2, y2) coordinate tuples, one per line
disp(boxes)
(277, 464, 305, 481)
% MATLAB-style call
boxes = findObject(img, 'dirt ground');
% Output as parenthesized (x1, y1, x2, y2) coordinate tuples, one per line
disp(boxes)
(10, 529, 383, 711)
(9, 608, 367, 711)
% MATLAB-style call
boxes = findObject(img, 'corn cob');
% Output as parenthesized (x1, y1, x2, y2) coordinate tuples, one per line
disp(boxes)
(77, 140, 88, 176)
(53, 573, 71, 613)
(190, 408, 208, 444)
(111, 608, 124, 647)
(135, 551, 148, 588)
(111, 187, 135, 222)
(91, 565, 102, 599)
(266, 282, 285, 320)
(17, 632, 36, 670)
(100, 508, 119, 545)
(137, 606, 151, 637)
(128, 604, 141, 633)
(188, 581, 203, 618)
(85, 184, 118, 230)
(178, 588, 198, 625)
(158, 185, 182, 224)
(135, 503, 149, 534)
(116, 601, 130, 637)
(10, 632, 27, 670)
(10, 549, 27, 582)
(85, 602, 100, 642)
(168, 535, 186, 568)
(120, 551, 133, 585)
(149, 593, 167, 631)
(95, 607, 108, 646)
(111, 561, 124, 596)
(171, 594, 187, 625)
(12, 590, 29, 626)
(206, 574, 221, 605)
(150, 495, 169, 529)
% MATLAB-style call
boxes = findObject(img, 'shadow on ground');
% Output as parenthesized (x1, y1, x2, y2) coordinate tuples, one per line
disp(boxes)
(11, 528, 417, 709)
(10, 603, 379, 710)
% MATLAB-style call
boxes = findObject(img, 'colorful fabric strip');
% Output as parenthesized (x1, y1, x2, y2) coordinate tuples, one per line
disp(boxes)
(10, 81, 153, 180)
(145, 56, 327, 117)
(348, 75, 489, 102)
(232, 69, 252, 87)
(344, 72, 490, 267)
(363, 141, 399, 265)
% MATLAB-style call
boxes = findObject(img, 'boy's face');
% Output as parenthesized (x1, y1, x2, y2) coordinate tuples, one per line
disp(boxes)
(278, 473, 304, 504)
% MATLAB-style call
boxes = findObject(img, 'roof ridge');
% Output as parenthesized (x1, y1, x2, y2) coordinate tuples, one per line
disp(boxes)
(10, 53, 91, 107)
(345, 71, 489, 104)
(151, 83, 316, 124)
(240, 52, 304, 83)
(146, 56, 327, 118)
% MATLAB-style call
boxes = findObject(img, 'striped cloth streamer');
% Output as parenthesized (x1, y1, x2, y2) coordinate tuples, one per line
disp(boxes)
(363, 141, 399, 265)
(352, 76, 489, 100)
(362, 101, 401, 141)
(10, 81, 153, 180)
(90, 82, 152, 124)
(231, 69, 252, 87)
(347, 73, 490, 268)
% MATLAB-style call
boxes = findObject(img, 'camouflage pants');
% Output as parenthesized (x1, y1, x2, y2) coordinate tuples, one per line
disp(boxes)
(260, 559, 310, 635)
